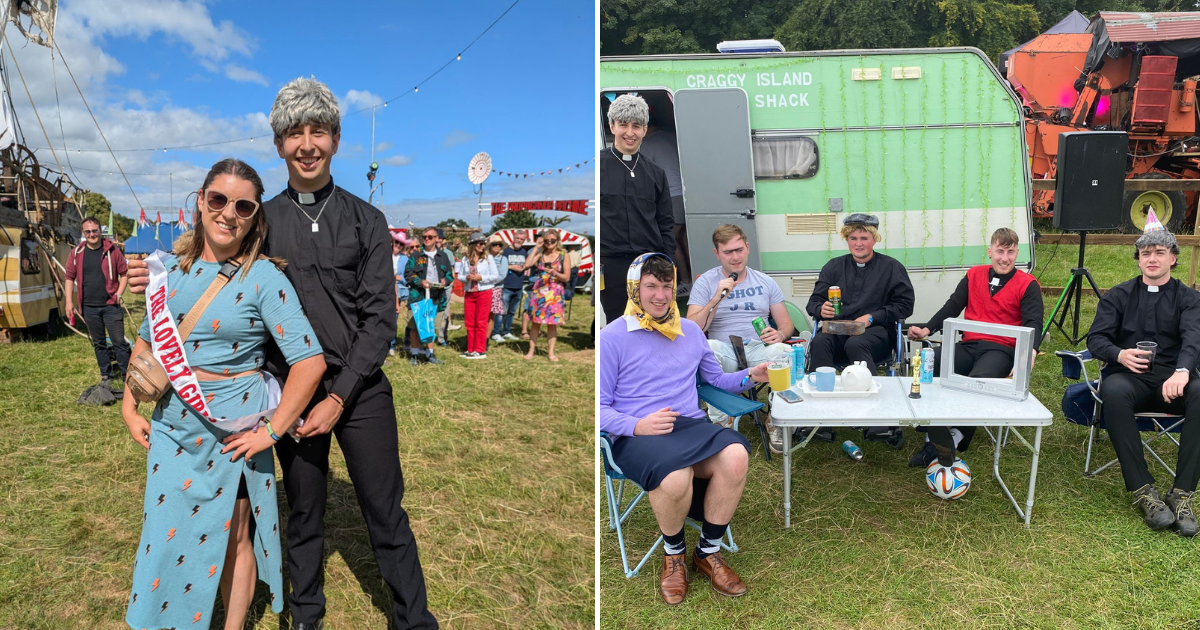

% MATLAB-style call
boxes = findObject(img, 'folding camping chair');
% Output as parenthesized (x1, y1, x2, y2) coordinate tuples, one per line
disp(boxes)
(601, 432, 740, 578)
(1057, 349, 1187, 478)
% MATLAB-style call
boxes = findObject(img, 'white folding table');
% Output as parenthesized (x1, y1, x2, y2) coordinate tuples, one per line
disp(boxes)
(770, 377, 1053, 527)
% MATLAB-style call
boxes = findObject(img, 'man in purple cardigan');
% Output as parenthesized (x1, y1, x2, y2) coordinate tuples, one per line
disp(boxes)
(599, 253, 768, 605)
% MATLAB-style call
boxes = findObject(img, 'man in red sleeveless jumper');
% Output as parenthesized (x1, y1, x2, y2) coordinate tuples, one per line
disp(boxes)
(906, 228, 1042, 468)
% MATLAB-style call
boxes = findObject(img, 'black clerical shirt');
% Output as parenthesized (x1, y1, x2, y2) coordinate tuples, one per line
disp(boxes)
(599, 148, 673, 258)
(806, 252, 915, 326)
(1087, 276, 1200, 374)
(262, 178, 396, 404)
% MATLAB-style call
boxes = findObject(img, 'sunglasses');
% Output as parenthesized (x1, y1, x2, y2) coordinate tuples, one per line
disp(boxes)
(82, 229, 100, 235)
(544, 239, 558, 244)
(424, 234, 438, 240)
(204, 190, 260, 219)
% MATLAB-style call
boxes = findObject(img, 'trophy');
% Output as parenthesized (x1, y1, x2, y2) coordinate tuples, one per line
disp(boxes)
(909, 354, 922, 399)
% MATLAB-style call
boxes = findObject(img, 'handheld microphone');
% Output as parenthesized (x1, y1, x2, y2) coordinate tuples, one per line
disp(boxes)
(719, 271, 739, 298)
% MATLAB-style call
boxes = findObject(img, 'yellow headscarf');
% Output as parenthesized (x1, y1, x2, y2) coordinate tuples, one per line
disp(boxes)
(623, 253, 685, 341)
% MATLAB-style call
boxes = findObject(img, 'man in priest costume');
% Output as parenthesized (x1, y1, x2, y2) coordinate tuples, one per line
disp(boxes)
(599, 93, 674, 324)
(1087, 209, 1200, 537)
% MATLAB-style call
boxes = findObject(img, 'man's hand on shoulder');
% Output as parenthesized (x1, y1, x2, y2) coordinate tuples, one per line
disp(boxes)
(633, 407, 679, 436)
(126, 258, 149, 294)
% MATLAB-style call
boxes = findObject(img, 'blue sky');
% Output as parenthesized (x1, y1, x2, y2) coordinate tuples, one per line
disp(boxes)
(7, 0, 596, 233)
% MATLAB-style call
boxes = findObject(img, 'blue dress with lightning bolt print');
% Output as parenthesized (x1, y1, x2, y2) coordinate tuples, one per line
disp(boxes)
(126, 255, 322, 629)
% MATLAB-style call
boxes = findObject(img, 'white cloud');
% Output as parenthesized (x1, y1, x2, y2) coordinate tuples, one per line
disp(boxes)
(375, 141, 393, 153)
(381, 154, 414, 167)
(224, 64, 268, 86)
(340, 89, 383, 115)
(68, 0, 255, 62)
(441, 128, 475, 148)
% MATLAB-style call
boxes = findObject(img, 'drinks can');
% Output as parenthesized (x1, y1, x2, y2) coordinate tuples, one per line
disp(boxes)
(829, 286, 842, 317)
(920, 348, 935, 383)
(791, 343, 806, 385)
(751, 317, 767, 337)
(598, 264, 605, 291)
(842, 440, 864, 461)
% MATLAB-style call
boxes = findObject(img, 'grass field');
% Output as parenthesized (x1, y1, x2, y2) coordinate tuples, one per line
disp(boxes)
(0, 294, 595, 630)
(599, 243, 1200, 629)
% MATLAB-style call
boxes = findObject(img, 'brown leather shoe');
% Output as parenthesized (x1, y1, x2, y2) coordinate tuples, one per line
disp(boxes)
(659, 553, 689, 605)
(692, 552, 748, 597)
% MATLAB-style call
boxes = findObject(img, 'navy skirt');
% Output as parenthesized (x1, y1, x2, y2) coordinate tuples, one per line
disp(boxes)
(610, 416, 750, 492)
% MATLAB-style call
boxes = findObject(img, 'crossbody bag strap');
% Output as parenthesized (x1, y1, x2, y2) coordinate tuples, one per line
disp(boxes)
(177, 258, 243, 342)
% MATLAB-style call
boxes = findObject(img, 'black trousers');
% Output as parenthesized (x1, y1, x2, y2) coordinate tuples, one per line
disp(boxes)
(599, 254, 637, 325)
(81, 304, 129, 378)
(275, 371, 438, 629)
(1099, 366, 1200, 493)
(923, 341, 1017, 452)
(808, 325, 891, 374)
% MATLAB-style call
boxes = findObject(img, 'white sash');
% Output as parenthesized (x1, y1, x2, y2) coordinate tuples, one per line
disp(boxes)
(145, 251, 283, 434)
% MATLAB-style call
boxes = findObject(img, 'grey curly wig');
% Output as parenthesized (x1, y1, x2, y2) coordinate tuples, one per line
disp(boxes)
(269, 77, 341, 141)
(1134, 229, 1180, 263)
(607, 94, 649, 126)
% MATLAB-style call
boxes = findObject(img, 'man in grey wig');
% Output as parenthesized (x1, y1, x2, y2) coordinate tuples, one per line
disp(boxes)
(126, 77, 438, 629)
(1087, 210, 1200, 537)
(599, 92, 673, 324)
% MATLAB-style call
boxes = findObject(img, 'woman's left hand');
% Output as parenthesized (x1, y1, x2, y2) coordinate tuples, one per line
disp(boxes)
(220, 425, 276, 462)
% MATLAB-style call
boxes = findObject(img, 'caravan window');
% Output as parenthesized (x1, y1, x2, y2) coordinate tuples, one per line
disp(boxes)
(20, 239, 40, 275)
(752, 136, 818, 179)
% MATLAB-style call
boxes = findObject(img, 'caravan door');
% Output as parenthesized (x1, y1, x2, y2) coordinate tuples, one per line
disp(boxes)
(674, 88, 758, 280)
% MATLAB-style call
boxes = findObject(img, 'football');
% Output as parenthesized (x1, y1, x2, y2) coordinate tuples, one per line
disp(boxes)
(925, 458, 971, 500)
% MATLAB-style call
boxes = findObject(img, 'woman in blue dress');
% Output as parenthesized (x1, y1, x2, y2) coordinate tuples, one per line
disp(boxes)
(120, 158, 326, 630)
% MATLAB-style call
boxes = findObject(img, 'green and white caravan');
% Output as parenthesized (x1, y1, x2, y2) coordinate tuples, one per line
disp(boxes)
(599, 46, 1034, 328)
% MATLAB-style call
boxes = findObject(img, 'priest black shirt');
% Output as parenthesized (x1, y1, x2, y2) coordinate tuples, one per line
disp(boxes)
(1087, 276, 1200, 374)
(261, 177, 396, 404)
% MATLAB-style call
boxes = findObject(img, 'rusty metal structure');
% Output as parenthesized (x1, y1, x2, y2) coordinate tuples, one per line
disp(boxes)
(1008, 11, 1200, 232)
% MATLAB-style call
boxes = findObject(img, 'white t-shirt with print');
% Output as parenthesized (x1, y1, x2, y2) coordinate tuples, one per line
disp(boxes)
(688, 267, 785, 344)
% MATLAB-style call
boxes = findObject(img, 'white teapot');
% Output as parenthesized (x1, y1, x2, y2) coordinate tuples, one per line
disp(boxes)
(841, 361, 874, 392)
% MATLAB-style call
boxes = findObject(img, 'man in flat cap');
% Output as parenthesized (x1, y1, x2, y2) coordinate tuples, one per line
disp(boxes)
(1087, 209, 1200, 537)
(599, 93, 673, 325)
(806, 213, 914, 376)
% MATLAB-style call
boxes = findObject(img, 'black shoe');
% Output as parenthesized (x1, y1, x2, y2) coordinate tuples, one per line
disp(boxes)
(1165, 488, 1198, 537)
(908, 441, 938, 468)
(793, 427, 836, 444)
(428, 355, 444, 365)
(863, 426, 905, 449)
(1133, 484, 1176, 531)
(293, 621, 324, 630)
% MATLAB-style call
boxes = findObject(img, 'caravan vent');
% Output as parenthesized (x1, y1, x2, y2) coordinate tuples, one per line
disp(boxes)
(786, 214, 837, 234)
(790, 277, 817, 300)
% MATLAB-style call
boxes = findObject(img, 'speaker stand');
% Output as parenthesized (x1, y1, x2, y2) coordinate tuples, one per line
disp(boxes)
(1043, 231, 1102, 346)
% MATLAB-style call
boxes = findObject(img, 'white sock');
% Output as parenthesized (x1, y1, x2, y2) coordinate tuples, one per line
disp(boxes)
(950, 428, 963, 449)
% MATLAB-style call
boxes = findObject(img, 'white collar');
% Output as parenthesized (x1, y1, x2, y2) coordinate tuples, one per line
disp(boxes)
(623, 314, 641, 332)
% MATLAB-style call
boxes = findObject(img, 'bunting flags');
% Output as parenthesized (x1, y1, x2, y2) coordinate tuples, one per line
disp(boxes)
(178, 208, 186, 228)
(138, 208, 148, 227)
(155, 211, 162, 225)
(489, 158, 591, 179)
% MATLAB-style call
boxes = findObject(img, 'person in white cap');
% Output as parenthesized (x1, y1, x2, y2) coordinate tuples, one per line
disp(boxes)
(1087, 209, 1200, 537)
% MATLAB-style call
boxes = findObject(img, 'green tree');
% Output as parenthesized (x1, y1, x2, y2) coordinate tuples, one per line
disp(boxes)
(437, 218, 470, 229)
(81, 192, 136, 241)
(490, 210, 540, 231)
(539, 214, 573, 228)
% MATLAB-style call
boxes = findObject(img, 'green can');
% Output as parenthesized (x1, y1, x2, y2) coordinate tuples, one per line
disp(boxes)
(751, 317, 767, 338)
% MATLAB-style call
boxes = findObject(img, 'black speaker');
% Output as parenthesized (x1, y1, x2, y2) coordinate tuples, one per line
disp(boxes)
(1053, 131, 1127, 231)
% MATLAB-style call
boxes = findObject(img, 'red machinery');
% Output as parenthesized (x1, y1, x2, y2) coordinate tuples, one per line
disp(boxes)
(1008, 12, 1200, 232)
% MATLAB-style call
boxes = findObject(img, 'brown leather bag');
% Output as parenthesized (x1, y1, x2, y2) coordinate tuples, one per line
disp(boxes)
(126, 259, 242, 403)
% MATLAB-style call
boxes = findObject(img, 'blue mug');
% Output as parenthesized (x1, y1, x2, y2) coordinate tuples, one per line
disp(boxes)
(806, 366, 835, 392)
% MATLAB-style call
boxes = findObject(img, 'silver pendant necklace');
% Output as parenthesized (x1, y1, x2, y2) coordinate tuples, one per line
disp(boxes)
(610, 146, 638, 178)
(289, 188, 336, 233)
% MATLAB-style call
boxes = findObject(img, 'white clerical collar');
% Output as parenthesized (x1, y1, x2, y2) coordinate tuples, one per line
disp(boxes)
(1148, 285, 1160, 293)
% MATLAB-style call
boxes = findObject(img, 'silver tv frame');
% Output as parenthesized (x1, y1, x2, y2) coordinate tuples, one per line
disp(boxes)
(940, 318, 1034, 401)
